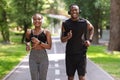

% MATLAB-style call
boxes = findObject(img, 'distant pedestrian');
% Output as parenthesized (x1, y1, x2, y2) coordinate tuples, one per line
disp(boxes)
(25, 13, 52, 80)
(60, 4, 94, 80)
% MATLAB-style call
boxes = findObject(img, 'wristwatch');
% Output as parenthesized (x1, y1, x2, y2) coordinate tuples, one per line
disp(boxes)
(39, 41, 41, 44)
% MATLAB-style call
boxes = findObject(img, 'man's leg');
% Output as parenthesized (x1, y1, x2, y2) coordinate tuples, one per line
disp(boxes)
(66, 56, 76, 80)
(68, 76, 74, 80)
(77, 51, 86, 80)
(79, 76, 85, 80)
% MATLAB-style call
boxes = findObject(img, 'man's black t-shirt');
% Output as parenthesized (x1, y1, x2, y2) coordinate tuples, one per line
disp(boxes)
(63, 18, 87, 55)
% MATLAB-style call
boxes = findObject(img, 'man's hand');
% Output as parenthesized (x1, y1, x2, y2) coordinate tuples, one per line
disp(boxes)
(84, 40, 91, 47)
(67, 30, 72, 40)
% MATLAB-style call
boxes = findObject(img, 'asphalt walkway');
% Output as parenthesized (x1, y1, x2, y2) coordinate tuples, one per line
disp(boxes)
(2, 35, 115, 80)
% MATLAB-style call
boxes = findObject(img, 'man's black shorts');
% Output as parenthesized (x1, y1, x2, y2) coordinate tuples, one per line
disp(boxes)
(65, 52, 87, 76)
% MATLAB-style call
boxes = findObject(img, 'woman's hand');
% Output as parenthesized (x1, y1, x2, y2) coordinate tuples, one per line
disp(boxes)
(26, 42, 31, 51)
(31, 37, 40, 48)
(26, 45, 31, 51)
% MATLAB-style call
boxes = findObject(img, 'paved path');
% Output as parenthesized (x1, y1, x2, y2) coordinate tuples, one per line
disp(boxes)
(3, 37, 114, 80)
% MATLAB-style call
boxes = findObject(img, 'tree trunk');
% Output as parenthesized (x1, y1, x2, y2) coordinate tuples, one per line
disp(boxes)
(108, 0, 120, 51)
(0, 8, 10, 43)
(1, 25, 10, 43)
(21, 21, 28, 43)
(92, 8, 101, 44)
(92, 24, 99, 44)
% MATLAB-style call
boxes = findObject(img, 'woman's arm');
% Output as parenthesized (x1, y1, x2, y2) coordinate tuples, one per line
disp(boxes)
(25, 29, 31, 51)
(40, 30, 52, 49)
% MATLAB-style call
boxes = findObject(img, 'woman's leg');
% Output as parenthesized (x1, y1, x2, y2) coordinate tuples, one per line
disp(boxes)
(38, 50, 49, 80)
(29, 59, 38, 80)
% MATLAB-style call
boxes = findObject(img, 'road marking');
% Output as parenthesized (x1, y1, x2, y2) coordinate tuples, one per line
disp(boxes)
(55, 63, 59, 67)
(55, 78, 60, 80)
(55, 69, 60, 75)
(53, 40, 61, 80)
(54, 59, 58, 62)
(53, 41, 57, 54)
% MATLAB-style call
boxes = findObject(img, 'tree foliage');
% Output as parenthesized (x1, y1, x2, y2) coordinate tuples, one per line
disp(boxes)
(63, 0, 110, 44)
(10, 0, 51, 43)
(0, 0, 110, 45)
(0, 0, 65, 43)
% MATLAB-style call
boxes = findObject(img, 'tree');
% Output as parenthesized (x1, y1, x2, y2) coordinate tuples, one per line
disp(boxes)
(10, 0, 46, 43)
(10, 0, 63, 43)
(108, 0, 120, 51)
(0, 0, 10, 43)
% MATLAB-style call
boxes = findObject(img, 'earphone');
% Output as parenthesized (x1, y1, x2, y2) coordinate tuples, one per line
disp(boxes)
(68, 4, 81, 15)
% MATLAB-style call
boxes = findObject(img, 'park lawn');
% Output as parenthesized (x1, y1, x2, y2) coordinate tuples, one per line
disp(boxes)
(0, 44, 27, 79)
(87, 45, 120, 80)
(0, 32, 27, 79)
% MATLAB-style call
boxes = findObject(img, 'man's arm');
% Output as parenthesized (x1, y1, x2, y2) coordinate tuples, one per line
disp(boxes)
(84, 20, 94, 47)
(60, 22, 72, 43)
(87, 20, 94, 42)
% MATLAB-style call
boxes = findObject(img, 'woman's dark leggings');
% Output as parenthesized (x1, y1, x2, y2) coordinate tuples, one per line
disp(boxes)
(29, 49, 48, 80)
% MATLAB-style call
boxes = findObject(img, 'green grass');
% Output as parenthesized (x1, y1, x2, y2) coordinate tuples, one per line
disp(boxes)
(87, 45, 120, 80)
(0, 32, 27, 79)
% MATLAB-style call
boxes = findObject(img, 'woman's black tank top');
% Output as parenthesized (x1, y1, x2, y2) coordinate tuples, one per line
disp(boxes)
(30, 30, 47, 43)
(63, 18, 87, 55)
